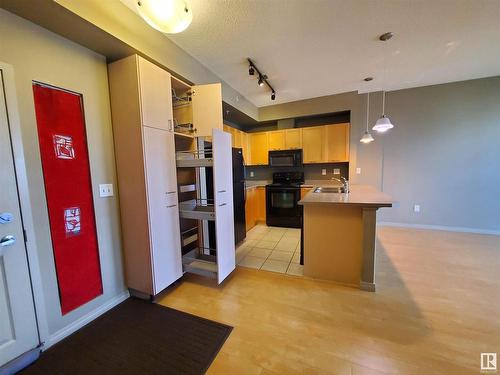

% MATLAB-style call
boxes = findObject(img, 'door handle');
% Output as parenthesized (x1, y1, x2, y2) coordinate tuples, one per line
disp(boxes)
(168, 119, 173, 132)
(166, 204, 177, 208)
(0, 212, 14, 224)
(0, 235, 16, 247)
(218, 203, 227, 207)
(217, 190, 226, 193)
(166, 191, 176, 194)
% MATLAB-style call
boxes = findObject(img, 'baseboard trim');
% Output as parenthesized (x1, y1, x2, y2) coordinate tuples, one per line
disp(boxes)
(43, 290, 130, 350)
(360, 282, 376, 292)
(378, 222, 500, 236)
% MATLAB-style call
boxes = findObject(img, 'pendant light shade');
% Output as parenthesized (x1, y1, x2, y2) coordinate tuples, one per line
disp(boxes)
(372, 90, 395, 133)
(360, 131, 375, 143)
(373, 115, 394, 133)
(137, 0, 193, 34)
(360, 92, 375, 144)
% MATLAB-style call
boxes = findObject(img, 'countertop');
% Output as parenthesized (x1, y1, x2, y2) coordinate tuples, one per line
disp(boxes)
(299, 184, 392, 208)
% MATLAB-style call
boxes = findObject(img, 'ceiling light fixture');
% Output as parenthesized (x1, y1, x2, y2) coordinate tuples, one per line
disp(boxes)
(360, 92, 375, 144)
(373, 32, 395, 133)
(247, 58, 276, 101)
(136, 0, 192, 34)
(364, 77, 374, 82)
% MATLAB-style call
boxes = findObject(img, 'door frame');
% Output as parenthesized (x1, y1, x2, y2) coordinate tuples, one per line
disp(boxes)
(0, 62, 49, 345)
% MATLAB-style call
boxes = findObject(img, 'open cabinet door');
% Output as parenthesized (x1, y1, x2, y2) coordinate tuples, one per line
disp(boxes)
(213, 129, 235, 283)
(192, 83, 223, 137)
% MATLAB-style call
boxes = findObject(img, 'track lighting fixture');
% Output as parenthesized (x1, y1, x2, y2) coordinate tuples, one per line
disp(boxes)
(246, 58, 276, 101)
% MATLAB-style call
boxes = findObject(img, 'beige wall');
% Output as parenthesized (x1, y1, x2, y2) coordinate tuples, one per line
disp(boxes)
(0, 9, 126, 338)
(259, 78, 500, 232)
(55, 0, 259, 121)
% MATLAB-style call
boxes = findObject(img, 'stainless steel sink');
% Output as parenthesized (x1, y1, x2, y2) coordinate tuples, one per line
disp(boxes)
(313, 187, 345, 194)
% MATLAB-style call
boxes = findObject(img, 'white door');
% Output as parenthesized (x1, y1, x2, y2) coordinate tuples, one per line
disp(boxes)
(192, 83, 223, 137)
(143, 126, 182, 294)
(0, 71, 39, 366)
(138, 56, 174, 132)
(212, 129, 235, 284)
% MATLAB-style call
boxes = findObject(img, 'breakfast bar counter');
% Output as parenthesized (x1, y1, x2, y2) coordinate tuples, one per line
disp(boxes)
(299, 185, 392, 291)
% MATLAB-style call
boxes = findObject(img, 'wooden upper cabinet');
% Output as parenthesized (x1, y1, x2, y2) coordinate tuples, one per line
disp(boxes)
(268, 130, 285, 151)
(302, 126, 325, 163)
(138, 56, 173, 131)
(241, 132, 250, 165)
(285, 128, 302, 149)
(192, 83, 223, 137)
(324, 123, 350, 162)
(249, 132, 269, 165)
(233, 128, 242, 148)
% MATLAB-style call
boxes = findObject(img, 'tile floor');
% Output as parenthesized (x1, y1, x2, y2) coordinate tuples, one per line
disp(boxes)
(236, 224, 304, 276)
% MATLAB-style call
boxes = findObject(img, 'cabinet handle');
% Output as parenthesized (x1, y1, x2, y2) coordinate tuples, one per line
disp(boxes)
(166, 191, 176, 194)
(166, 204, 177, 208)
(168, 119, 173, 131)
(217, 190, 226, 193)
(218, 203, 227, 207)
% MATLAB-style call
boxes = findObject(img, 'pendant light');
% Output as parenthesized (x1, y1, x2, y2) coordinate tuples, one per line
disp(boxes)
(136, 0, 193, 34)
(373, 32, 395, 133)
(372, 91, 394, 133)
(360, 92, 375, 144)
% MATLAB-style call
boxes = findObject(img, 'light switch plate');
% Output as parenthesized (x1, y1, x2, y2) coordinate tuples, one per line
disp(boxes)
(333, 168, 340, 175)
(356, 168, 361, 175)
(250, 171, 254, 177)
(99, 184, 114, 197)
(321, 169, 326, 175)
(414, 204, 420, 213)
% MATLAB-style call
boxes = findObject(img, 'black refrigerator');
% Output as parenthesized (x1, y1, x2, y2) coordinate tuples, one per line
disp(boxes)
(232, 148, 247, 244)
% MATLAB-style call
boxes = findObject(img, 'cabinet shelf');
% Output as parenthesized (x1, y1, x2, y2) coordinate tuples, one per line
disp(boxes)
(182, 248, 217, 278)
(179, 199, 215, 221)
(176, 149, 213, 168)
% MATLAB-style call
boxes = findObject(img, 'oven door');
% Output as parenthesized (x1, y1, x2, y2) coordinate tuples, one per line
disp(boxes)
(265, 186, 302, 228)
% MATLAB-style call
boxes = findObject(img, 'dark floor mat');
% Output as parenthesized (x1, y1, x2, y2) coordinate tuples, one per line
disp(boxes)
(21, 298, 232, 375)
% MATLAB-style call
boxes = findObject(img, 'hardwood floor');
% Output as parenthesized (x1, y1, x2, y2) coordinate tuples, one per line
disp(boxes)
(157, 227, 500, 374)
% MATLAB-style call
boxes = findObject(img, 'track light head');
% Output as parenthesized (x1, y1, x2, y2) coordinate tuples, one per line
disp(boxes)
(249, 65, 255, 76)
(271, 91, 276, 100)
(258, 76, 264, 87)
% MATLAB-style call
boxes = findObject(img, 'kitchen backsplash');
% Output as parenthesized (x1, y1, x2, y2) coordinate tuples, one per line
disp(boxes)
(245, 162, 349, 181)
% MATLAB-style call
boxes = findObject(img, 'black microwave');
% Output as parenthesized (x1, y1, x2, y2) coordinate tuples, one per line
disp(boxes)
(268, 149, 303, 167)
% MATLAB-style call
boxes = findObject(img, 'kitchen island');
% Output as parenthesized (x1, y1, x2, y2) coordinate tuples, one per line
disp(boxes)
(299, 185, 392, 291)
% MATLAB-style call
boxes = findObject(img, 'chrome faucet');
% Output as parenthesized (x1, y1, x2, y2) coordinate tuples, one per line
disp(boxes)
(331, 176, 349, 193)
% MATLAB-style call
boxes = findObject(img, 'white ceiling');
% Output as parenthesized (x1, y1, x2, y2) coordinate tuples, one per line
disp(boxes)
(122, 0, 500, 107)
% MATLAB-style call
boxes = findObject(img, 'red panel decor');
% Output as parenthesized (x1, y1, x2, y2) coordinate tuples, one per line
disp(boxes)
(33, 83, 103, 315)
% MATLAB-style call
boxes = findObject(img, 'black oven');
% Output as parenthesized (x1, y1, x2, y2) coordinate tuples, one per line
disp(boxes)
(268, 149, 302, 167)
(265, 172, 304, 228)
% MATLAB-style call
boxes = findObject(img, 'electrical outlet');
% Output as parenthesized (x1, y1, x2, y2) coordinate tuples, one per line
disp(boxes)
(333, 168, 340, 175)
(321, 169, 327, 176)
(414, 204, 420, 213)
(250, 171, 254, 177)
(356, 168, 361, 175)
(99, 184, 114, 197)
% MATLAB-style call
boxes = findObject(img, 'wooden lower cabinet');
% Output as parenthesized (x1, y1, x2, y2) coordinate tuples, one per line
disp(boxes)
(245, 186, 267, 231)
(301, 187, 313, 199)
(256, 187, 266, 222)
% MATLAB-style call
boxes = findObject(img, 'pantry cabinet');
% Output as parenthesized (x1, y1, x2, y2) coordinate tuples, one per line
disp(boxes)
(302, 126, 325, 163)
(109, 55, 235, 296)
(268, 130, 286, 151)
(108, 55, 182, 296)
